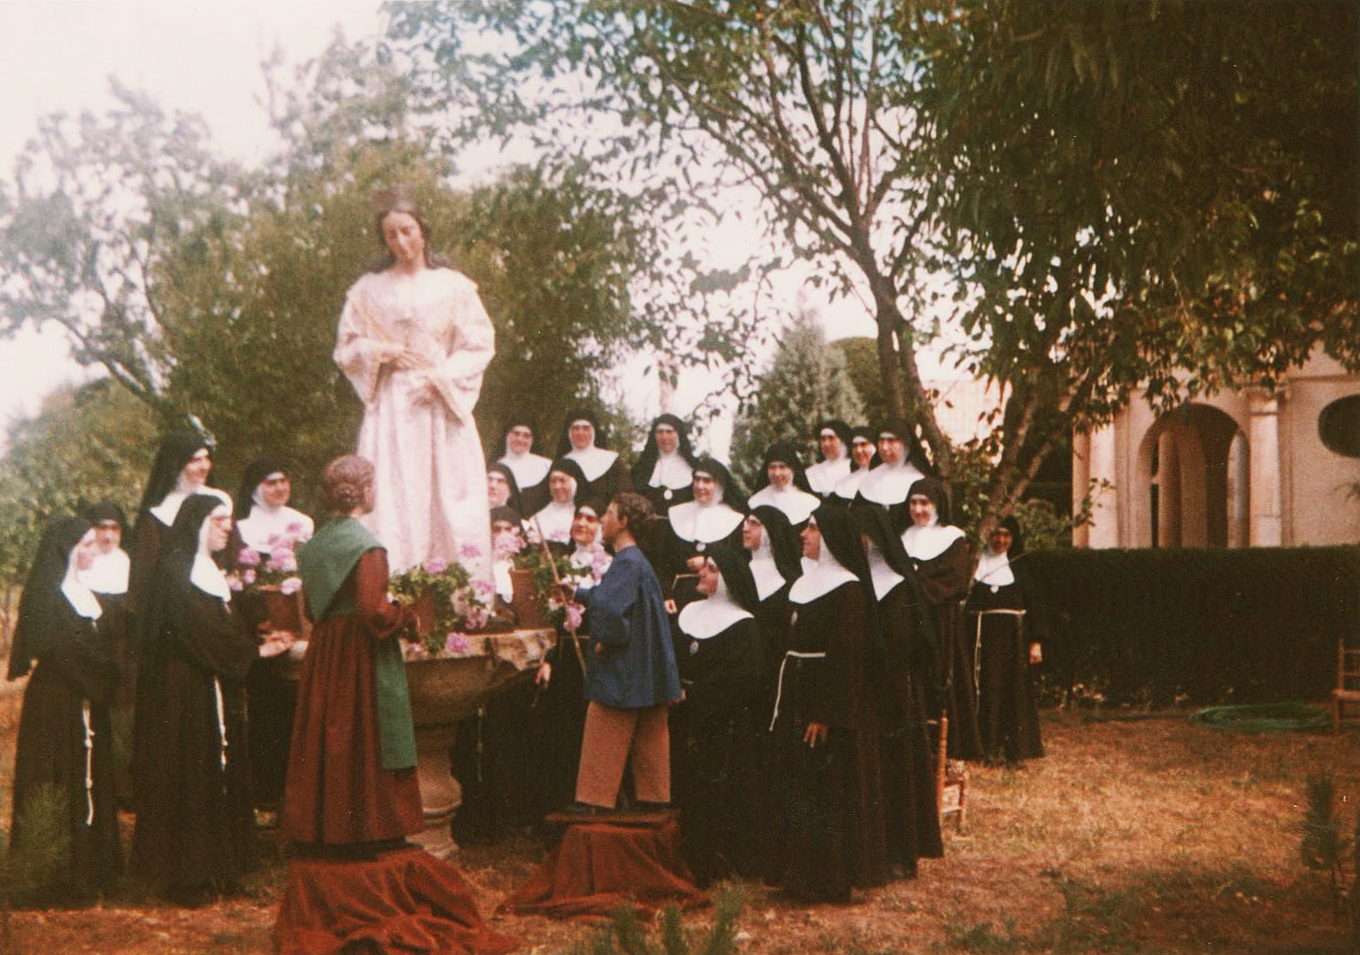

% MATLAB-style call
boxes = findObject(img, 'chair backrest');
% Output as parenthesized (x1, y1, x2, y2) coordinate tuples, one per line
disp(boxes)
(1339, 639, 1360, 693)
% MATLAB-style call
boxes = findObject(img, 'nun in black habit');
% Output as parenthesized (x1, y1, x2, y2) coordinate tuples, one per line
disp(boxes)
(232, 458, 315, 813)
(900, 478, 984, 761)
(668, 546, 765, 885)
(855, 504, 945, 877)
(746, 441, 820, 527)
(555, 407, 632, 505)
(486, 462, 524, 519)
(127, 432, 231, 620)
(656, 456, 747, 608)
(7, 517, 122, 904)
(767, 504, 887, 903)
(233, 457, 314, 558)
(79, 502, 135, 747)
(829, 426, 881, 504)
(630, 413, 698, 515)
(966, 516, 1046, 763)
(526, 457, 589, 545)
(129, 494, 293, 902)
(497, 415, 553, 517)
(805, 419, 854, 498)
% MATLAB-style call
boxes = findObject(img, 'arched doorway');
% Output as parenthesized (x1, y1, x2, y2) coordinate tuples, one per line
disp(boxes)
(1138, 405, 1246, 547)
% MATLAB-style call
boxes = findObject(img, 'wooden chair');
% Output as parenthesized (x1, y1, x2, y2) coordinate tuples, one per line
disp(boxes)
(1332, 637, 1360, 733)
(934, 714, 968, 831)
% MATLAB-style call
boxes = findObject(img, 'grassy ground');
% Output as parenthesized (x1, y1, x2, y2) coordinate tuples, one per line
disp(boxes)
(2, 684, 1358, 954)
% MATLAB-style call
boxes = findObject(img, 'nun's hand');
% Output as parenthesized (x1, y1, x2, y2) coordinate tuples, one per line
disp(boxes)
(1029, 643, 1043, 665)
(803, 722, 828, 748)
(535, 662, 552, 687)
(259, 631, 296, 659)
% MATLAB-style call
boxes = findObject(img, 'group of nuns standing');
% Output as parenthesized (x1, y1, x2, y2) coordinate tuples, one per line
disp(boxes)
(6, 433, 317, 904)
(480, 413, 1046, 902)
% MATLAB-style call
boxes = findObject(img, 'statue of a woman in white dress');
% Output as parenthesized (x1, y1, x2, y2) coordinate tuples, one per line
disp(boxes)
(334, 194, 494, 577)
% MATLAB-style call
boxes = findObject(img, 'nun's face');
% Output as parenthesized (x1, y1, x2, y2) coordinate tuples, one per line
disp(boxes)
(506, 425, 534, 455)
(548, 470, 576, 504)
(877, 435, 904, 466)
(571, 507, 601, 546)
(382, 210, 426, 268)
(654, 423, 679, 455)
(851, 437, 874, 468)
(182, 448, 212, 486)
(74, 529, 100, 572)
(819, 432, 844, 461)
(801, 519, 822, 561)
(988, 526, 1013, 556)
(569, 420, 594, 451)
(692, 472, 717, 506)
(93, 520, 122, 554)
(741, 515, 764, 552)
(909, 494, 937, 527)
(766, 461, 793, 490)
(697, 559, 720, 597)
(206, 508, 233, 552)
(487, 470, 511, 507)
(259, 472, 291, 508)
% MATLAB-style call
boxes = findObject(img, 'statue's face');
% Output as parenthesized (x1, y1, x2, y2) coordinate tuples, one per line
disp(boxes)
(381, 210, 425, 267)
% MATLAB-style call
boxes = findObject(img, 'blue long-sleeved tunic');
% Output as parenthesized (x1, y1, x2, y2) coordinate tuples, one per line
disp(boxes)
(576, 545, 681, 708)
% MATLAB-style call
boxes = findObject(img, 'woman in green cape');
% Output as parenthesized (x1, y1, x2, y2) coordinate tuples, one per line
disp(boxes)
(282, 455, 421, 850)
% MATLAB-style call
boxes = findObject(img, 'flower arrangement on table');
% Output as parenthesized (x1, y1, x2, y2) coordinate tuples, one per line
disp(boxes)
(388, 547, 498, 660)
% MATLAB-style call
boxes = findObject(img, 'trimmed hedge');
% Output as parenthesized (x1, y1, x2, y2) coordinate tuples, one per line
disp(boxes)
(1023, 546, 1360, 707)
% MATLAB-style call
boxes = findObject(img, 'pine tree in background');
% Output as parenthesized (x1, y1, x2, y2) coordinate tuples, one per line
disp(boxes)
(730, 310, 863, 491)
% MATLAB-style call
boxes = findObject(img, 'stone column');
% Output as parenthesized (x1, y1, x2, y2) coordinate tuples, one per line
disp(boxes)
(1086, 424, 1121, 549)
(1247, 393, 1282, 546)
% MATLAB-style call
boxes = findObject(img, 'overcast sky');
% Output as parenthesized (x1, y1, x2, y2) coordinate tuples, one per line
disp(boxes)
(0, 0, 387, 431)
(0, 1, 909, 452)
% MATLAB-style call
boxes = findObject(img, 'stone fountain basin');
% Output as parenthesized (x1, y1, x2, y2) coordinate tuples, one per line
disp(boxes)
(283, 628, 555, 728)
(407, 651, 532, 726)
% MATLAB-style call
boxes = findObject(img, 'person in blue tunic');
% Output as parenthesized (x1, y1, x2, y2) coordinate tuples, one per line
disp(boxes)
(569, 492, 682, 812)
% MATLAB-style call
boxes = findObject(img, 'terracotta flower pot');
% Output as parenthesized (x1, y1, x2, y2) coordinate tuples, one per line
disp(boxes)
(259, 584, 305, 635)
(412, 591, 439, 636)
(509, 568, 545, 628)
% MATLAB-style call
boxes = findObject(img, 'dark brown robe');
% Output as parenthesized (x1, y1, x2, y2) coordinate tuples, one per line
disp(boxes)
(767, 582, 887, 902)
(9, 601, 122, 903)
(966, 575, 1045, 762)
(130, 583, 260, 896)
(282, 549, 422, 847)
(913, 538, 985, 760)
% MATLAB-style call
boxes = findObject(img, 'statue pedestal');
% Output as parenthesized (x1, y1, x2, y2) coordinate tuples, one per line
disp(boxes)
(403, 629, 554, 859)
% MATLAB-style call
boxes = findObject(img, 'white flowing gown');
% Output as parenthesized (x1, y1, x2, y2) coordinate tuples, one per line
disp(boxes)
(335, 267, 494, 577)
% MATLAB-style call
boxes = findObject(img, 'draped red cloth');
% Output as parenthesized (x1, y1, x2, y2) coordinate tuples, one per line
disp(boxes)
(499, 820, 707, 919)
(273, 847, 521, 955)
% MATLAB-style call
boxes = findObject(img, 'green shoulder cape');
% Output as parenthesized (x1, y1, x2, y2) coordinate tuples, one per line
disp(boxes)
(298, 517, 416, 771)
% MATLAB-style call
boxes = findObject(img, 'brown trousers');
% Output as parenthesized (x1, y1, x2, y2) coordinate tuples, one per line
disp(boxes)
(574, 701, 671, 808)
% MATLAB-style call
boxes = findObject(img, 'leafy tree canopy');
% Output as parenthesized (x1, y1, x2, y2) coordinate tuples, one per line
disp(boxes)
(913, 0, 1359, 524)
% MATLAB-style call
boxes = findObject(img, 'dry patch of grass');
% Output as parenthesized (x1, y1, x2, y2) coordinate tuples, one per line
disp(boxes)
(2, 708, 1358, 954)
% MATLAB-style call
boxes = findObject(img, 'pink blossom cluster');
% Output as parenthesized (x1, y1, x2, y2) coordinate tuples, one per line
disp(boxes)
(564, 601, 585, 631)
(590, 546, 611, 582)
(444, 632, 473, 655)
(492, 528, 527, 560)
